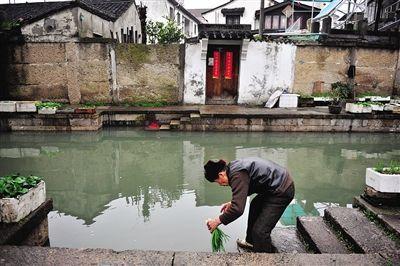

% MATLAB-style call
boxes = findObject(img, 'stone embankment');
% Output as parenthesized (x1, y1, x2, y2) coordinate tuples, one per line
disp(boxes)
(1, 105, 400, 132)
(0, 195, 399, 265)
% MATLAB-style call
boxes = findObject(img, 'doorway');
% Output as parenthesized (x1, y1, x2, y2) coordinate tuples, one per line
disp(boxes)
(206, 45, 240, 104)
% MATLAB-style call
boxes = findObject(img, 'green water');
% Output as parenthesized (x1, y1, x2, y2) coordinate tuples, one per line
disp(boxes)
(0, 130, 399, 252)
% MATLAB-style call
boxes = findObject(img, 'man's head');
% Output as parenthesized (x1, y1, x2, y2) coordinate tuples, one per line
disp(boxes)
(204, 159, 229, 186)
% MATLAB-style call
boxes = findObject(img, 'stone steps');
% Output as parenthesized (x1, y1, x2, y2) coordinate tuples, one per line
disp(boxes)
(324, 207, 399, 255)
(353, 196, 400, 239)
(297, 216, 350, 254)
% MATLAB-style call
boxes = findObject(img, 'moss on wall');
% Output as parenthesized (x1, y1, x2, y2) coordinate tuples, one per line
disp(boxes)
(116, 44, 150, 69)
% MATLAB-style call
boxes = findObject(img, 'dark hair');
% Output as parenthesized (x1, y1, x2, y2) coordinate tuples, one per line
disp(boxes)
(204, 159, 227, 182)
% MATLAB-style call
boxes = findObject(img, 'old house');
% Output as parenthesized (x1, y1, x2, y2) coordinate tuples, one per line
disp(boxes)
(366, 0, 400, 31)
(255, 1, 321, 33)
(200, 0, 276, 30)
(138, 0, 200, 38)
(0, 0, 143, 43)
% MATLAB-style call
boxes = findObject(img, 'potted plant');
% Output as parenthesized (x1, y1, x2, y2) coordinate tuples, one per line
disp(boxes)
(0, 174, 45, 223)
(328, 82, 353, 114)
(366, 161, 400, 193)
(36, 102, 63, 115)
(298, 94, 315, 107)
(312, 92, 334, 106)
(345, 102, 373, 113)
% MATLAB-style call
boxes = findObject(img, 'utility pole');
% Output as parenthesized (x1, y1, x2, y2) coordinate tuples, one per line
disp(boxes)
(259, 0, 265, 35)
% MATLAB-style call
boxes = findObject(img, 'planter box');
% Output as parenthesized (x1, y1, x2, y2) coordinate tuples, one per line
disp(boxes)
(279, 94, 299, 108)
(0, 101, 17, 112)
(371, 104, 384, 112)
(0, 181, 46, 223)
(38, 107, 57, 115)
(345, 103, 372, 113)
(74, 108, 96, 114)
(313, 97, 333, 102)
(16, 101, 37, 112)
(370, 96, 391, 102)
(366, 168, 400, 193)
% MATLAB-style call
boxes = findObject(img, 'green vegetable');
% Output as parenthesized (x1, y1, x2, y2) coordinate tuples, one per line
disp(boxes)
(374, 161, 400, 175)
(0, 174, 42, 198)
(35, 102, 63, 110)
(211, 228, 230, 252)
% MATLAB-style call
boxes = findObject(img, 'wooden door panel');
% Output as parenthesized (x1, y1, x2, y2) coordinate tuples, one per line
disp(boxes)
(206, 45, 240, 101)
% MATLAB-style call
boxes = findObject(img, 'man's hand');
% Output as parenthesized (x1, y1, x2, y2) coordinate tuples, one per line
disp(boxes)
(206, 217, 221, 233)
(220, 202, 231, 213)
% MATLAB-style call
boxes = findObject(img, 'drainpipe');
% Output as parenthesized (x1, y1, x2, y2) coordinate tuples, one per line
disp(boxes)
(259, 0, 265, 35)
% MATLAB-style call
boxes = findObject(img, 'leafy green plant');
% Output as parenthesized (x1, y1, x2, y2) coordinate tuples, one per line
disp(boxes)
(35, 102, 63, 110)
(0, 20, 20, 30)
(374, 161, 400, 175)
(331, 82, 353, 101)
(146, 19, 183, 44)
(355, 102, 372, 107)
(211, 228, 230, 252)
(0, 174, 42, 198)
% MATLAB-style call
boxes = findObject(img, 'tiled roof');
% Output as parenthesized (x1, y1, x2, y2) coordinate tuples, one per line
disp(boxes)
(187, 9, 209, 23)
(0, 0, 135, 25)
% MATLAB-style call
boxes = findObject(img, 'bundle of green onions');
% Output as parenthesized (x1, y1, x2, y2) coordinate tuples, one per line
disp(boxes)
(211, 228, 230, 252)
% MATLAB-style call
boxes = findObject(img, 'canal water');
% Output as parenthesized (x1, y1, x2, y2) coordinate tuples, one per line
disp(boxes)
(0, 130, 399, 252)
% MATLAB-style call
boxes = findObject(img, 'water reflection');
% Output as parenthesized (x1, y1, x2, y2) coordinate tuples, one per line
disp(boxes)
(0, 130, 399, 251)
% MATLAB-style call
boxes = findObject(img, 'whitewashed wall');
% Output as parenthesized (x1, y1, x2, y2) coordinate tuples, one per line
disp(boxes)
(22, 9, 78, 41)
(78, 8, 112, 38)
(202, 0, 274, 30)
(238, 42, 297, 105)
(183, 42, 206, 104)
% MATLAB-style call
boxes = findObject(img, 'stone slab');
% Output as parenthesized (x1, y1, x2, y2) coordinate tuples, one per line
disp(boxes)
(0, 246, 174, 265)
(0, 199, 52, 245)
(271, 227, 307, 253)
(174, 252, 387, 266)
(324, 207, 399, 256)
(297, 216, 350, 254)
(354, 196, 400, 239)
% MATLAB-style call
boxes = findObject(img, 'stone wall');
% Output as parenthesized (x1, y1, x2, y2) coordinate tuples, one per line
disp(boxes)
(115, 43, 183, 103)
(293, 45, 398, 96)
(3, 41, 112, 104)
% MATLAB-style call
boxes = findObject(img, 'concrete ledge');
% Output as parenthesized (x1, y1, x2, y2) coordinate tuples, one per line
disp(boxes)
(0, 199, 52, 245)
(0, 246, 388, 266)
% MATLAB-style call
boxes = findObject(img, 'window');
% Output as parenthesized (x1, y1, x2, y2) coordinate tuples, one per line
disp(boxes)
(265, 15, 272, 29)
(177, 13, 181, 24)
(184, 17, 190, 35)
(226, 15, 240, 25)
(169, 7, 175, 20)
(280, 16, 286, 29)
(272, 15, 280, 29)
(194, 24, 197, 35)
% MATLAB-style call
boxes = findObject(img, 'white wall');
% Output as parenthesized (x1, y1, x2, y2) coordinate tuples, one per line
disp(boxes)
(202, 0, 274, 30)
(22, 8, 79, 41)
(238, 42, 297, 105)
(184, 42, 206, 104)
(78, 7, 113, 38)
(113, 4, 143, 43)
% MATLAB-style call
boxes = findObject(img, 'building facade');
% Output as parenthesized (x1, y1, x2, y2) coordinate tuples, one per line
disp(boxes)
(138, 0, 200, 38)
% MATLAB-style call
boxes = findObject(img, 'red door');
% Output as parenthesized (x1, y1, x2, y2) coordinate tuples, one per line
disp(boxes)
(206, 45, 240, 104)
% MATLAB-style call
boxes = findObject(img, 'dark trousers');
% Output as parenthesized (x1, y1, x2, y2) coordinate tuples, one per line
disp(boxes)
(245, 183, 295, 252)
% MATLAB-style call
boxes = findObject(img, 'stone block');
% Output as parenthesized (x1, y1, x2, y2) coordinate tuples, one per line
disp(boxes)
(13, 43, 66, 64)
(80, 82, 112, 103)
(0, 181, 46, 223)
(356, 48, 398, 68)
(79, 62, 110, 82)
(78, 43, 109, 61)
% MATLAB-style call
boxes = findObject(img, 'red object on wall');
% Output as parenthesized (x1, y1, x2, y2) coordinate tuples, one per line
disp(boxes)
(225, 51, 233, 79)
(212, 51, 220, 79)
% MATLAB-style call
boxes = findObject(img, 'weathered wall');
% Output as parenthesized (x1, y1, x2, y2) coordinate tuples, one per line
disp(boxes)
(115, 44, 182, 103)
(183, 42, 206, 104)
(22, 9, 79, 42)
(293, 46, 398, 96)
(5, 42, 112, 103)
(238, 42, 297, 105)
